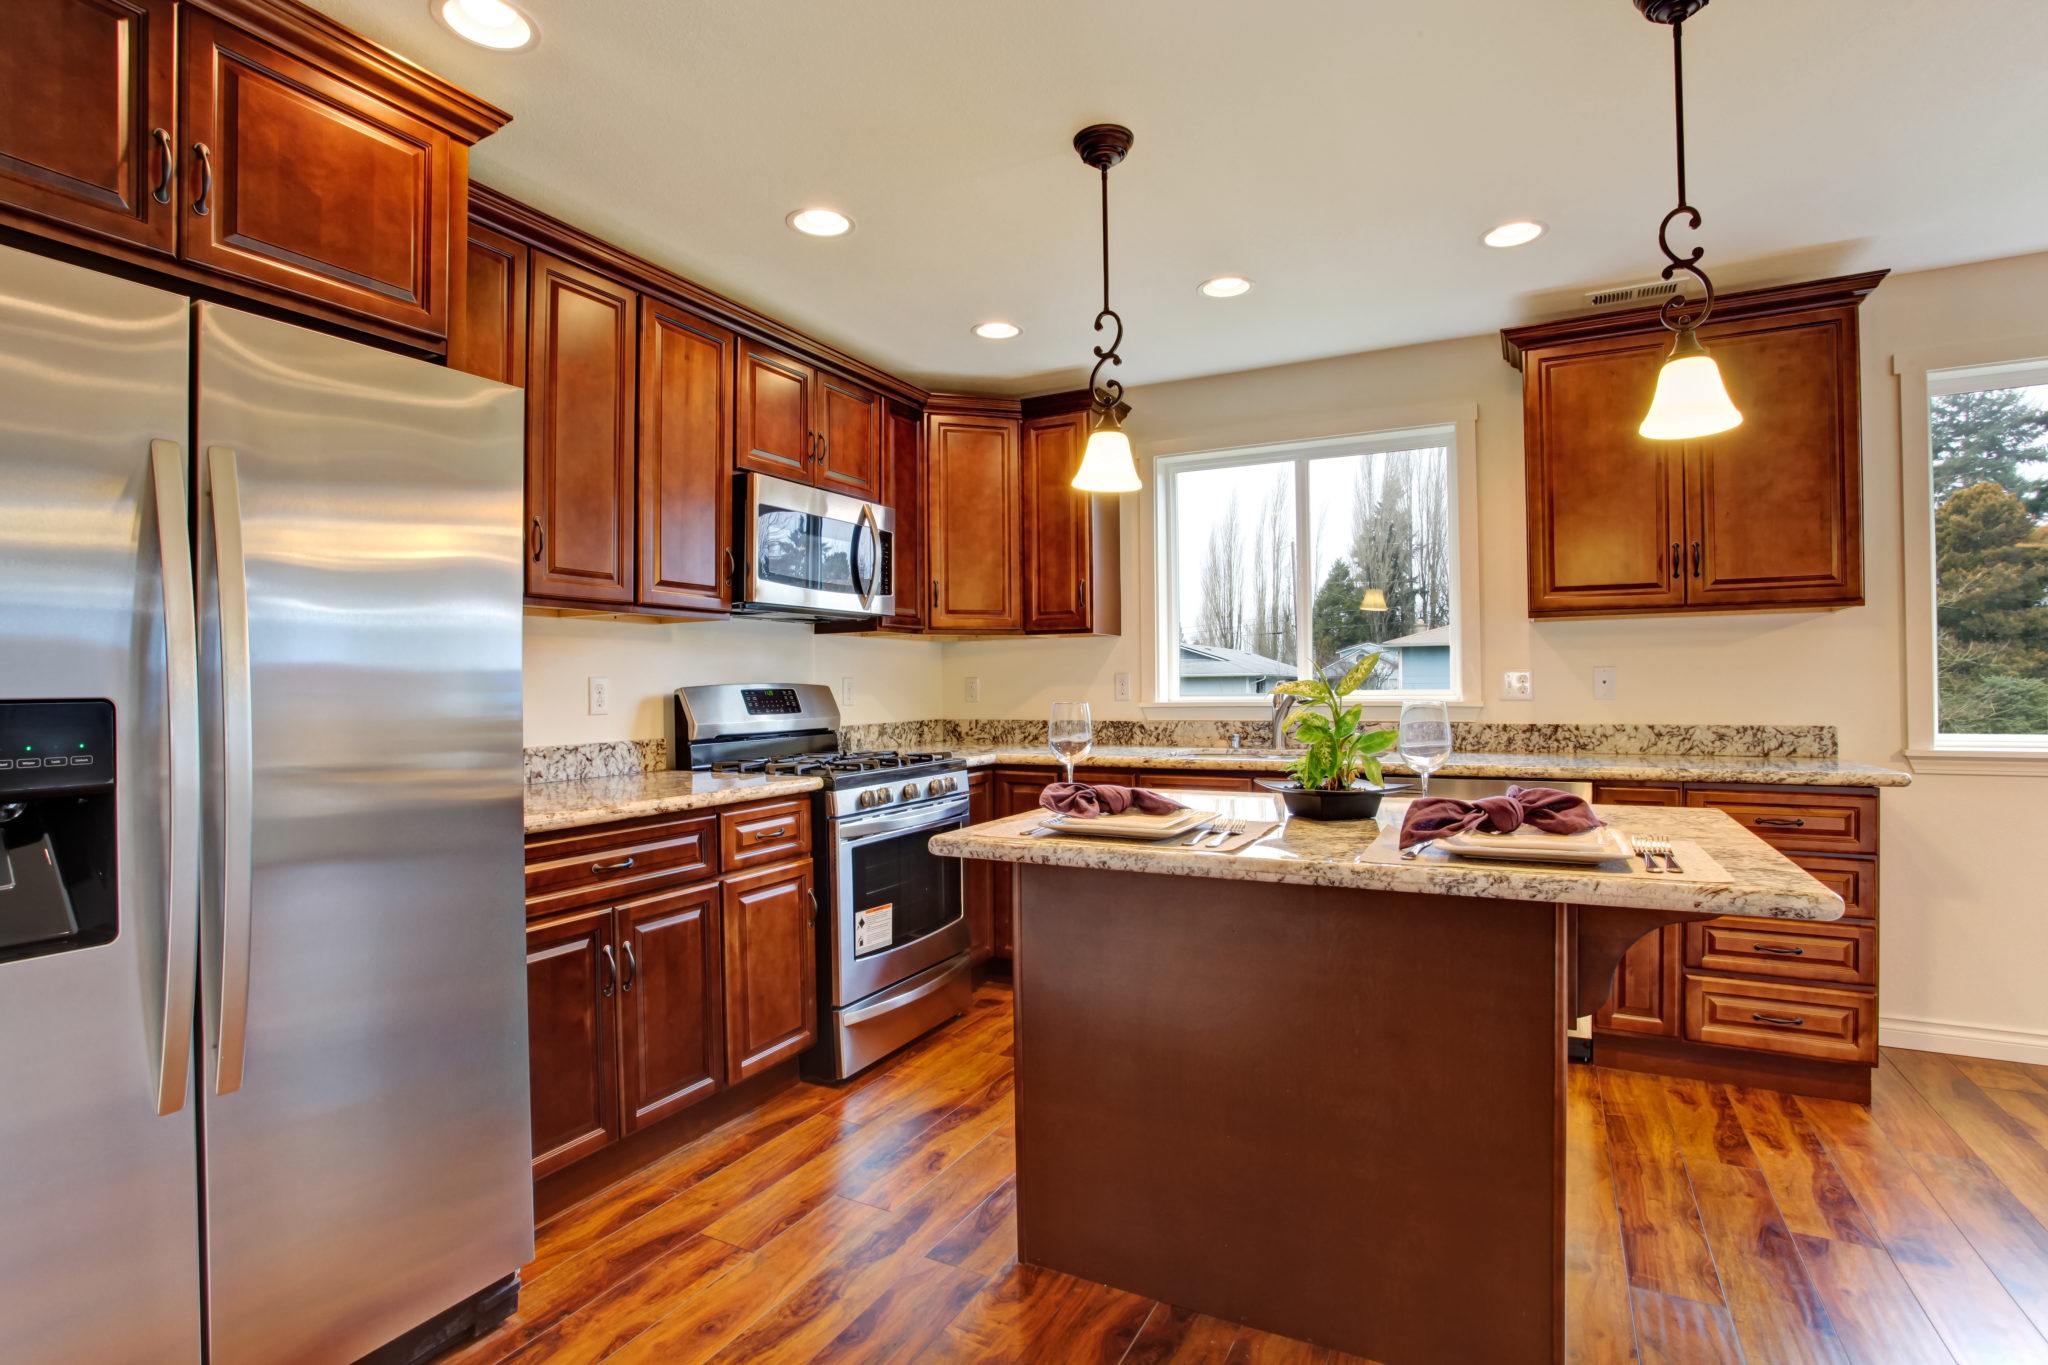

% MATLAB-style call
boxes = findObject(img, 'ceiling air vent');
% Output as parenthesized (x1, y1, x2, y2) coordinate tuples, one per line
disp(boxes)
(1585, 279, 1680, 308)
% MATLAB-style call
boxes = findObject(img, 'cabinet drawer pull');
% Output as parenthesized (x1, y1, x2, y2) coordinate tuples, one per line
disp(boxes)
(747, 823, 791, 844)
(591, 856, 635, 873)
(807, 888, 818, 924)
(530, 516, 545, 563)
(1755, 817, 1807, 828)
(620, 941, 637, 992)
(599, 944, 616, 998)
(1751, 1011, 1806, 1027)
(1752, 943, 1805, 956)
(151, 128, 174, 205)
(191, 142, 214, 216)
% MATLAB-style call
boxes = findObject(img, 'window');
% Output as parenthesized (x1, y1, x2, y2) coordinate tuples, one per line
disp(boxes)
(1155, 422, 1478, 704)
(1897, 343, 2048, 771)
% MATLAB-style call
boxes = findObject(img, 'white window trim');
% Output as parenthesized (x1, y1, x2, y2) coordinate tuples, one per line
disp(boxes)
(1894, 338, 2048, 776)
(1139, 407, 1483, 713)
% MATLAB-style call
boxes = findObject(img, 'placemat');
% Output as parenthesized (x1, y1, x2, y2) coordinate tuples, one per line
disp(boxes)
(1359, 823, 1732, 884)
(1028, 816, 1281, 853)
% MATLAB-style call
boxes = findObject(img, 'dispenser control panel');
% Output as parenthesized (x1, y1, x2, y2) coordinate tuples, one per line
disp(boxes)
(0, 700, 115, 796)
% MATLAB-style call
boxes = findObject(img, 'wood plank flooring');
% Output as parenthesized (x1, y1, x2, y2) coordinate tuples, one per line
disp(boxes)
(448, 982, 2048, 1363)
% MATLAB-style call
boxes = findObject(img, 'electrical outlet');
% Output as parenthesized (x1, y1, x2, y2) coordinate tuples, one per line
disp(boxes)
(964, 675, 981, 703)
(1592, 666, 1618, 701)
(840, 675, 856, 704)
(1113, 672, 1131, 702)
(587, 676, 610, 716)
(1500, 670, 1533, 702)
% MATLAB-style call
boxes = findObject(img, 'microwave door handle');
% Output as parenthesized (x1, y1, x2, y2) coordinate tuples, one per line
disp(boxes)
(207, 446, 255, 1096)
(854, 503, 880, 609)
(149, 441, 200, 1117)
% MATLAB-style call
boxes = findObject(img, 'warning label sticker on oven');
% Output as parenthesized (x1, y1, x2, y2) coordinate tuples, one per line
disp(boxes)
(855, 902, 894, 953)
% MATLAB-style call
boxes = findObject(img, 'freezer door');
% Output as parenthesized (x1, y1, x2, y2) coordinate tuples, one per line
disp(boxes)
(194, 304, 532, 1362)
(0, 248, 203, 1361)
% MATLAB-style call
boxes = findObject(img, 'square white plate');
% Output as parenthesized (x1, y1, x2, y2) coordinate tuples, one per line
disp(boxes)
(1434, 824, 1634, 865)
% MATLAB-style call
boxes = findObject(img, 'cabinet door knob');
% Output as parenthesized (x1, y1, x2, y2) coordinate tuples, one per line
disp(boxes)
(1670, 542, 1681, 581)
(191, 142, 214, 217)
(530, 515, 545, 563)
(620, 941, 637, 992)
(150, 128, 174, 205)
(1690, 540, 1702, 578)
(599, 944, 616, 998)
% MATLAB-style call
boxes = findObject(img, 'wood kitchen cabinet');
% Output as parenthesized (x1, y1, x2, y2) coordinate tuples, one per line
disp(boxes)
(1021, 402, 1121, 635)
(0, 0, 179, 257)
(964, 771, 994, 963)
(525, 252, 638, 605)
(735, 340, 881, 495)
(926, 402, 1024, 632)
(450, 221, 527, 386)
(1588, 782, 1684, 1037)
(1505, 273, 1883, 620)
(882, 400, 927, 631)
(721, 860, 817, 1082)
(525, 906, 621, 1180)
(817, 373, 881, 495)
(616, 883, 724, 1133)
(637, 298, 735, 615)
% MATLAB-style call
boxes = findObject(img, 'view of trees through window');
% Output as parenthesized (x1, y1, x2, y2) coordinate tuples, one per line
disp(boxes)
(1931, 376, 2048, 735)
(1169, 437, 1454, 698)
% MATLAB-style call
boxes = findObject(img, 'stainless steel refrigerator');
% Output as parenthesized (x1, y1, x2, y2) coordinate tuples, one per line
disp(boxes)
(0, 243, 534, 1363)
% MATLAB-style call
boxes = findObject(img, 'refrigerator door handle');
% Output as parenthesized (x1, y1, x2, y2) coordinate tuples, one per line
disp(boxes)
(208, 445, 255, 1096)
(149, 440, 200, 1117)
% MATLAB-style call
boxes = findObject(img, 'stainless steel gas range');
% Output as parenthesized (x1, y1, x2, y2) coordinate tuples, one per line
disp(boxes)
(667, 684, 972, 1079)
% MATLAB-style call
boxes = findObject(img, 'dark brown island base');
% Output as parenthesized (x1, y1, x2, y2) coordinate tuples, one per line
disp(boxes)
(930, 795, 1844, 1363)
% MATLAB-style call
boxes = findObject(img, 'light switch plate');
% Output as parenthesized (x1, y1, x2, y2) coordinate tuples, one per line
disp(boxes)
(1592, 666, 1617, 701)
(964, 675, 981, 703)
(1501, 670, 1533, 701)
(841, 675, 856, 704)
(587, 676, 610, 716)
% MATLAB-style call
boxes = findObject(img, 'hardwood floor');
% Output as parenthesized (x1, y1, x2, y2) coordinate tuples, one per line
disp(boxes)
(449, 982, 2048, 1363)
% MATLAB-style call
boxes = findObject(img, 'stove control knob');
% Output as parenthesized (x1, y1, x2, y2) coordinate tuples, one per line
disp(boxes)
(856, 790, 872, 809)
(898, 782, 917, 800)
(926, 777, 950, 797)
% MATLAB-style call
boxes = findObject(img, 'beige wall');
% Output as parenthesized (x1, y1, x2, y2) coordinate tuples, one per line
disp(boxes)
(524, 250, 2048, 1059)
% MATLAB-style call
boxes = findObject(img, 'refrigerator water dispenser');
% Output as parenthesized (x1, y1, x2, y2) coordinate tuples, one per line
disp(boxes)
(0, 700, 116, 962)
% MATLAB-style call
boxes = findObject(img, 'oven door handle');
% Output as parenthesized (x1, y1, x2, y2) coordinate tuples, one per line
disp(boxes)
(835, 796, 971, 842)
(841, 961, 966, 1026)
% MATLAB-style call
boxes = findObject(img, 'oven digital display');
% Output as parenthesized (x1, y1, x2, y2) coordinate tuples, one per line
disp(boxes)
(741, 688, 802, 716)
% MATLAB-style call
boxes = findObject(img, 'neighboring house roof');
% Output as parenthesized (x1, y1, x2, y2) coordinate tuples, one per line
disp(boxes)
(1378, 625, 1451, 650)
(1178, 641, 1298, 679)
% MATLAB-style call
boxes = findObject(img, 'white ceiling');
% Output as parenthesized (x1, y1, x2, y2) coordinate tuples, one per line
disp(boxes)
(321, 0, 2048, 395)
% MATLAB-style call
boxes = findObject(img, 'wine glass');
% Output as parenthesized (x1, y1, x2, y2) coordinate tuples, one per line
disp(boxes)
(1398, 701, 1453, 796)
(1048, 701, 1094, 785)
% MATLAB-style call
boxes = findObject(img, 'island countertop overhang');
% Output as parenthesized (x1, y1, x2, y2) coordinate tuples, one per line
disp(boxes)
(930, 798, 1845, 922)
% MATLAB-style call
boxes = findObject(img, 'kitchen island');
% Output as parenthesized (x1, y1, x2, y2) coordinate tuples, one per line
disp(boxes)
(930, 796, 1842, 1363)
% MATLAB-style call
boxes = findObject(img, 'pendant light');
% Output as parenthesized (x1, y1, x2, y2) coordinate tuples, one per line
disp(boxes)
(1635, 0, 1742, 441)
(1071, 124, 1142, 493)
(1359, 587, 1389, 613)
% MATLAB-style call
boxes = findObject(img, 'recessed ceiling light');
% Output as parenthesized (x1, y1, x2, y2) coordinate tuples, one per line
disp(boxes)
(1483, 220, 1547, 249)
(972, 321, 1021, 340)
(1198, 275, 1253, 298)
(431, 0, 535, 51)
(787, 208, 853, 238)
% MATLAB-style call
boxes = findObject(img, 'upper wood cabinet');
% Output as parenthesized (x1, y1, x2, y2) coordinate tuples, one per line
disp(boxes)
(0, 0, 179, 256)
(818, 374, 881, 496)
(881, 400, 926, 631)
(0, 0, 509, 349)
(1021, 404, 1121, 635)
(721, 860, 817, 1082)
(526, 252, 638, 605)
(637, 299, 735, 615)
(736, 341, 814, 481)
(926, 404, 1023, 632)
(1504, 273, 1882, 620)
(450, 220, 527, 386)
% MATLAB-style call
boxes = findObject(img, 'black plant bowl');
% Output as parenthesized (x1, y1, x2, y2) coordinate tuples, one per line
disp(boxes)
(1254, 778, 1410, 821)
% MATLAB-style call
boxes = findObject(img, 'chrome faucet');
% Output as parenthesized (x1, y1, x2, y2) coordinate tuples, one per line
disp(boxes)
(1270, 692, 1301, 750)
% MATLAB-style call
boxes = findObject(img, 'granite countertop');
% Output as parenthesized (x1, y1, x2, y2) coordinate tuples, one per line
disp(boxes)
(524, 770, 823, 833)
(953, 746, 1911, 788)
(930, 795, 1843, 921)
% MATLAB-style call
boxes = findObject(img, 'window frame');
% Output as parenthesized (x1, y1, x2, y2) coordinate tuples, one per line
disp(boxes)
(1149, 415, 1482, 709)
(1894, 338, 2048, 776)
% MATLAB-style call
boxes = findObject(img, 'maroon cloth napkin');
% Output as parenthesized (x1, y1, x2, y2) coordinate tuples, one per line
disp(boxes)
(1039, 782, 1187, 819)
(1399, 784, 1604, 848)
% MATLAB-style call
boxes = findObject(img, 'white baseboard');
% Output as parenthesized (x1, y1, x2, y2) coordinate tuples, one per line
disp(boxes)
(1880, 1015, 2048, 1066)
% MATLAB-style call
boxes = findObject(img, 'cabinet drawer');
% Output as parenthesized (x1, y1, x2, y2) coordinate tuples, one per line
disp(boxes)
(525, 812, 718, 916)
(1787, 854, 1876, 920)
(720, 798, 811, 871)
(1144, 771, 1258, 793)
(1682, 974, 1875, 1063)
(1685, 918, 1875, 986)
(1685, 788, 1877, 854)
(1591, 782, 1684, 807)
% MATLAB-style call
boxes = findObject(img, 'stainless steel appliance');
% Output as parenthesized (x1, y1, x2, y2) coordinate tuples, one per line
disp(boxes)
(734, 471, 897, 620)
(668, 684, 971, 1079)
(0, 245, 533, 1363)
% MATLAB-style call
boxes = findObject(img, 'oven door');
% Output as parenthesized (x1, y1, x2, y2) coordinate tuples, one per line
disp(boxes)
(829, 795, 969, 1007)
(741, 472, 896, 618)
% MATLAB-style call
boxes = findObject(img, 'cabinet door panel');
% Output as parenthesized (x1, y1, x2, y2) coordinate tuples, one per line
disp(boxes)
(883, 402, 925, 630)
(1524, 339, 1688, 616)
(526, 253, 637, 603)
(721, 861, 817, 1081)
(927, 413, 1022, 631)
(1687, 310, 1862, 607)
(618, 884, 724, 1132)
(1023, 410, 1093, 633)
(526, 908, 620, 1179)
(1589, 782, 1681, 1035)
(450, 221, 526, 385)
(736, 342, 813, 480)
(817, 375, 880, 495)
(181, 10, 451, 338)
(0, 0, 177, 255)
(638, 300, 734, 613)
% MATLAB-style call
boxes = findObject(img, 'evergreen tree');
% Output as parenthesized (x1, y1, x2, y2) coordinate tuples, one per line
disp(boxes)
(1931, 387, 2048, 516)
(1311, 559, 1374, 671)
(1933, 480, 2048, 733)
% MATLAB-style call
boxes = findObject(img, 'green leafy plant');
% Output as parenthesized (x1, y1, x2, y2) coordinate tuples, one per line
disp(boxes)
(1274, 654, 1398, 790)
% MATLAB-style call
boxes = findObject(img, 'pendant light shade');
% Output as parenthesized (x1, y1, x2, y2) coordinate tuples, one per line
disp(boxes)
(1074, 406, 1140, 493)
(1072, 124, 1140, 493)
(1639, 328, 1742, 440)
(1358, 587, 1389, 613)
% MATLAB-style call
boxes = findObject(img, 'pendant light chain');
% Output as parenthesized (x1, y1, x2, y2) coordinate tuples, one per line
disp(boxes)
(1654, 16, 1717, 335)
(1090, 162, 1125, 412)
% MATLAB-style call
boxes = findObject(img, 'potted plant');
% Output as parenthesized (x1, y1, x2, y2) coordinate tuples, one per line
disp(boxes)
(1254, 654, 1405, 820)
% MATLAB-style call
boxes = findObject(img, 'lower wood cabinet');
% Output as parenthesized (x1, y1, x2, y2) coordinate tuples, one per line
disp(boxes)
(617, 884, 724, 1132)
(964, 771, 994, 963)
(524, 906, 620, 1180)
(721, 860, 818, 1082)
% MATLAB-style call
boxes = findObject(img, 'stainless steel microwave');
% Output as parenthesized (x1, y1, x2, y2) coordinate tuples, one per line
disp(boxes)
(734, 471, 896, 620)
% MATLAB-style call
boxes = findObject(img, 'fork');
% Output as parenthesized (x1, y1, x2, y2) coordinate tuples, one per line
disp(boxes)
(1205, 817, 1244, 849)
(1646, 837, 1683, 874)
(1629, 836, 1662, 874)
